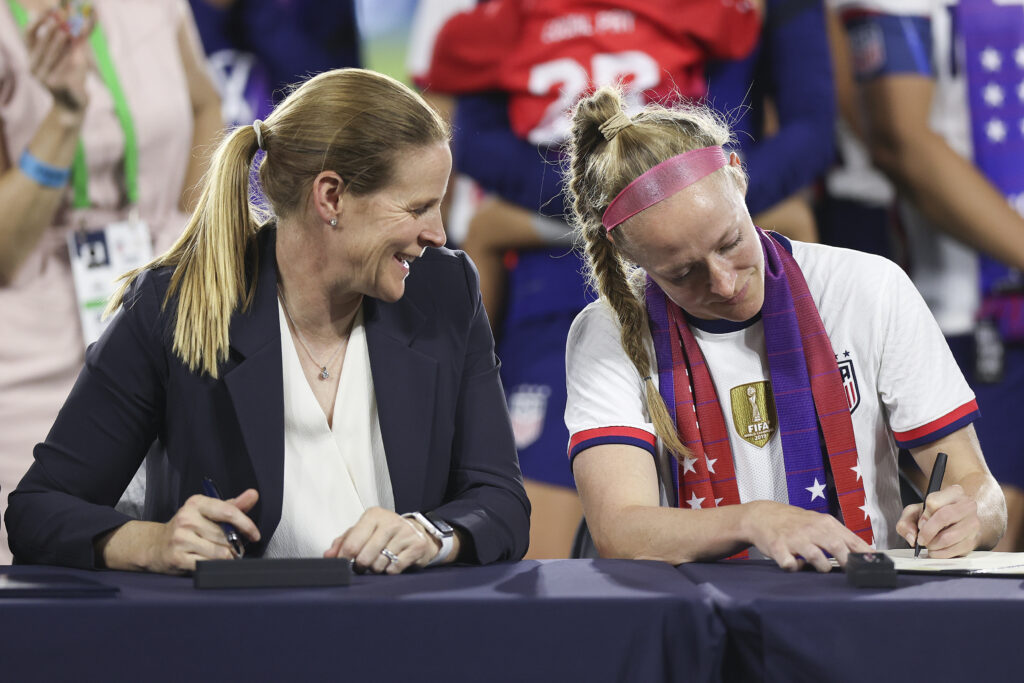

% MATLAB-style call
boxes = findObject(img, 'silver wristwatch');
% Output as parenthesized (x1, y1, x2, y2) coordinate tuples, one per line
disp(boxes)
(402, 511, 454, 566)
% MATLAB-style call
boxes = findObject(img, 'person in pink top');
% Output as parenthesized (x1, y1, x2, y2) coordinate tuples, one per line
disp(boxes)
(0, 0, 222, 563)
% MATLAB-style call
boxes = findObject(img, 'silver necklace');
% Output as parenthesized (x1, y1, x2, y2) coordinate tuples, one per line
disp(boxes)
(278, 287, 347, 380)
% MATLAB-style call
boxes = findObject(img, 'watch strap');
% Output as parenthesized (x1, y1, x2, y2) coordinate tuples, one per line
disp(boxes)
(402, 512, 454, 566)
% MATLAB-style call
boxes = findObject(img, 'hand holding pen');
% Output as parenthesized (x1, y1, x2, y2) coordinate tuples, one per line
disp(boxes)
(897, 451, 982, 559)
(202, 478, 250, 559)
(133, 482, 260, 574)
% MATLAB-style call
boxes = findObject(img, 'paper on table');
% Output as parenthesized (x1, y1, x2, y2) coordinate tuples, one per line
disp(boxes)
(885, 548, 1024, 575)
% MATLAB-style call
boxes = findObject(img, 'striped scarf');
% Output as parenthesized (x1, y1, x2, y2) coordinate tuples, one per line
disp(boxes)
(645, 230, 873, 555)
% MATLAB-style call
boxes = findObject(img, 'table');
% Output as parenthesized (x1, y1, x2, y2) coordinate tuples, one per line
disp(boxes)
(679, 560, 1024, 683)
(0, 560, 722, 683)
(6, 558, 1021, 682)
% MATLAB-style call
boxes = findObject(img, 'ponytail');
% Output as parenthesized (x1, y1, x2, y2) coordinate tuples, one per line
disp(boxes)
(106, 123, 262, 378)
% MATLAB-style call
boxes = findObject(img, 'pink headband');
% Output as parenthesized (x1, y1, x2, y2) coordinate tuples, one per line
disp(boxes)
(601, 146, 730, 231)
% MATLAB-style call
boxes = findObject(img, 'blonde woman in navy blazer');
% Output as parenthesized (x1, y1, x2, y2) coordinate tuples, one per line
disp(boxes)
(6, 69, 530, 573)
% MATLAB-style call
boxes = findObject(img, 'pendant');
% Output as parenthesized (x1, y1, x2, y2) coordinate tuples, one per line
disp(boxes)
(319, 367, 330, 380)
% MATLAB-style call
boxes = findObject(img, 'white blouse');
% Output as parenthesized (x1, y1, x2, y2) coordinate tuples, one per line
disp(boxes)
(264, 302, 395, 558)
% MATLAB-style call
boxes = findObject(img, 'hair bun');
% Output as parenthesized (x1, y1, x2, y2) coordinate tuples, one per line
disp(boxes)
(598, 110, 633, 141)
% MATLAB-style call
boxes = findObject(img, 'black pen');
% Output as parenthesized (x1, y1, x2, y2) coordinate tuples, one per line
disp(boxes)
(202, 477, 245, 559)
(914, 451, 948, 558)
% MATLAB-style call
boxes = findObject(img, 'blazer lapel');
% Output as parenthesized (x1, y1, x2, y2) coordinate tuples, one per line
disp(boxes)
(364, 295, 437, 513)
(222, 228, 285, 542)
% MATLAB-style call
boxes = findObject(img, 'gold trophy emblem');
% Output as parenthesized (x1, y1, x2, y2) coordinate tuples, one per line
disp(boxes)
(730, 381, 777, 448)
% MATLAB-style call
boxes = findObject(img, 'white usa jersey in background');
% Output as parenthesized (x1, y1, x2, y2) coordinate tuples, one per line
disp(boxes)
(832, 0, 1024, 335)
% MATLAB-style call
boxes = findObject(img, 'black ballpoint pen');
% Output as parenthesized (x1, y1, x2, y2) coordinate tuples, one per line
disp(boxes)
(914, 451, 948, 558)
(202, 477, 246, 559)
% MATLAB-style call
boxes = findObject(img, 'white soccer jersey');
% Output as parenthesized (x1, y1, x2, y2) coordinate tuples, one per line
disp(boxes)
(832, 0, 985, 335)
(565, 239, 978, 549)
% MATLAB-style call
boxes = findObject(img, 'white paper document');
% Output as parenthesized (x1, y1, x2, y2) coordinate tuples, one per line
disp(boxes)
(885, 548, 1024, 575)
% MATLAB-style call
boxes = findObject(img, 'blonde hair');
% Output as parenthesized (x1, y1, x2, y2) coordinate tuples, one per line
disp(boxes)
(566, 86, 745, 459)
(106, 69, 450, 378)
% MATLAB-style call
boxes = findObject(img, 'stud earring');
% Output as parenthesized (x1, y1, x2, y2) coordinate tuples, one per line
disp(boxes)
(329, 217, 338, 227)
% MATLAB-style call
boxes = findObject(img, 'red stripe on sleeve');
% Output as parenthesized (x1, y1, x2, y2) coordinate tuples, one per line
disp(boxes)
(893, 400, 979, 442)
(568, 426, 657, 452)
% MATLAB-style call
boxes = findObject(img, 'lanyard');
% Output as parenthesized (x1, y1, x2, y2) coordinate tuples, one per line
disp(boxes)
(7, 0, 139, 208)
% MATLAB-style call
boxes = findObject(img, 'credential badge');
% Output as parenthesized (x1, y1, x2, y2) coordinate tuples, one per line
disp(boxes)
(730, 381, 777, 448)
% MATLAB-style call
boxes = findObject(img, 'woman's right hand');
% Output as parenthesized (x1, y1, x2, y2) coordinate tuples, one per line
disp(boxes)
(127, 489, 261, 575)
(743, 500, 873, 572)
(25, 9, 92, 115)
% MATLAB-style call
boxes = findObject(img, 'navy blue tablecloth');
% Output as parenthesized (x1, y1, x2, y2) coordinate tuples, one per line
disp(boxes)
(0, 559, 723, 683)
(679, 560, 1024, 683)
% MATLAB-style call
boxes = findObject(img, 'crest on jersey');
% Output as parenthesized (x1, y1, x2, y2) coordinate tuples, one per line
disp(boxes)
(508, 384, 551, 450)
(730, 381, 777, 448)
(838, 357, 860, 413)
(848, 20, 886, 79)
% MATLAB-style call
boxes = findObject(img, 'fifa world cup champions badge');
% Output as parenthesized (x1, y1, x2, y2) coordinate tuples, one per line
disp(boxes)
(730, 381, 777, 448)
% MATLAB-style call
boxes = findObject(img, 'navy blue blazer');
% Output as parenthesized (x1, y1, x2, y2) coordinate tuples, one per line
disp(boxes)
(6, 228, 530, 568)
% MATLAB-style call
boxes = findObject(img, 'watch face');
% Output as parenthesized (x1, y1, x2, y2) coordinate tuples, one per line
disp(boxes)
(426, 515, 454, 537)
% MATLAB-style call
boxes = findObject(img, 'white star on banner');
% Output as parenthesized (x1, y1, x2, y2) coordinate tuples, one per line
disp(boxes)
(859, 503, 871, 520)
(681, 455, 698, 475)
(687, 491, 706, 509)
(982, 47, 1003, 72)
(851, 463, 862, 482)
(984, 83, 1006, 107)
(987, 118, 1008, 142)
(806, 478, 826, 502)
(1018, 80, 1024, 102)
(1016, 45, 1024, 68)
(706, 457, 718, 474)
(715, 497, 724, 506)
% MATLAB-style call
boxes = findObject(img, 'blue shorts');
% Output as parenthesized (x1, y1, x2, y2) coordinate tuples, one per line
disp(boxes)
(948, 335, 1024, 489)
(498, 249, 593, 489)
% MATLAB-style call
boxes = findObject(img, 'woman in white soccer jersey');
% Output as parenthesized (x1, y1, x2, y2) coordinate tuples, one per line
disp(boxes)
(563, 87, 1006, 572)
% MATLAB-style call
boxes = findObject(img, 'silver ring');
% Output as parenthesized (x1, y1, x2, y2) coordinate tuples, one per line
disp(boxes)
(380, 548, 399, 564)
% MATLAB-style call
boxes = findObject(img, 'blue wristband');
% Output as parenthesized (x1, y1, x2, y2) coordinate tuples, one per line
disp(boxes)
(19, 149, 72, 188)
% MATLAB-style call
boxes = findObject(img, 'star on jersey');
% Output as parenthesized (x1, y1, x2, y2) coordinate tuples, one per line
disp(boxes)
(706, 457, 718, 474)
(806, 478, 826, 502)
(982, 47, 1002, 72)
(681, 455, 698, 475)
(1019, 118, 1024, 137)
(858, 503, 871, 521)
(852, 463, 862, 482)
(1016, 45, 1024, 69)
(715, 497, 724, 506)
(987, 118, 1008, 143)
(687, 491, 705, 509)
(1018, 81, 1024, 103)
(984, 83, 1005, 107)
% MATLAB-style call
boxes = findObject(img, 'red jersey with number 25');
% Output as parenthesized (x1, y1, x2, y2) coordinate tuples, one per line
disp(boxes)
(422, 0, 762, 144)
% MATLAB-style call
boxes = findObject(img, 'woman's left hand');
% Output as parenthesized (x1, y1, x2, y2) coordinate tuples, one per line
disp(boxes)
(323, 507, 441, 574)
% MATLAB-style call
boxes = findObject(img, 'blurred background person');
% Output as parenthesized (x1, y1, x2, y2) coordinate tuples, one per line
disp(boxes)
(817, 3, 899, 262)
(704, 0, 836, 246)
(835, 0, 1024, 550)
(0, 0, 221, 563)
(189, 0, 362, 127)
